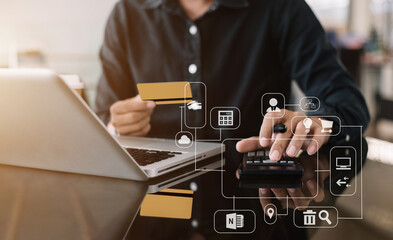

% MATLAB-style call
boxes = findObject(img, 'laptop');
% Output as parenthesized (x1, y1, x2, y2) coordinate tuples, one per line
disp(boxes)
(0, 69, 222, 181)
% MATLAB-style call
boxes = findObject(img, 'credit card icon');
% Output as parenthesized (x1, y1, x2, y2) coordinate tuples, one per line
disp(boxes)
(140, 188, 193, 219)
(137, 82, 193, 105)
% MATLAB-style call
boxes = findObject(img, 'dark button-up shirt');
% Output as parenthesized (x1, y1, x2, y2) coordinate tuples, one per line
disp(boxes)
(95, 0, 369, 142)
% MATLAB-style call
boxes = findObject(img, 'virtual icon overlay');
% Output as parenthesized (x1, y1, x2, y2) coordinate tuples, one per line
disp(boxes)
(184, 82, 207, 129)
(293, 207, 338, 228)
(261, 93, 285, 118)
(290, 116, 341, 137)
(264, 204, 277, 225)
(175, 131, 193, 148)
(226, 213, 244, 230)
(330, 146, 357, 196)
(136, 82, 363, 232)
(210, 107, 241, 130)
(214, 210, 256, 234)
(299, 97, 320, 112)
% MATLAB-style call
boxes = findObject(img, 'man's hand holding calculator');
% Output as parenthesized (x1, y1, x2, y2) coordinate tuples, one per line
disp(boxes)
(236, 110, 331, 213)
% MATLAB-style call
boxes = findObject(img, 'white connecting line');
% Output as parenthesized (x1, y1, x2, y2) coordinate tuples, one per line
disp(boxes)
(179, 106, 184, 132)
(276, 196, 289, 216)
(338, 126, 364, 220)
(193, 128, 224, 172)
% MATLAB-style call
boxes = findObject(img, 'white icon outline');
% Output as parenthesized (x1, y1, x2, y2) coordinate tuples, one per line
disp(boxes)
(303, 118, 312, 134)
(210, 107, 241, 130)
(293, 206, 338, 228)
(261, 93, 286, 118)
(290, 116, 341, 137)
(225, 213, 244, 230)
(329, 146, 357, 197)
(184, 82, 207, 129)
(299, 97, 321, 112)
(264, 204, 277, 225)
(174, 131, 193, 148)
(213, 209, 256, 234)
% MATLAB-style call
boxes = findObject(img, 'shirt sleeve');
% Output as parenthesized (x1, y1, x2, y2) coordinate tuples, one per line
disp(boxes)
(272, 0, 370, 143)
(95, 1, 137, 125)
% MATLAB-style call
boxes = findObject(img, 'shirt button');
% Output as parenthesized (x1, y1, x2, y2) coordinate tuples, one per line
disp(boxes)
(189, 25, 197, 35)
(188, 64, 197, 74)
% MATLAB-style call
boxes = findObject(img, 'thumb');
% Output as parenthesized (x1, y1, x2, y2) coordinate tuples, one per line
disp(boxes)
(128, 94, 156, 110)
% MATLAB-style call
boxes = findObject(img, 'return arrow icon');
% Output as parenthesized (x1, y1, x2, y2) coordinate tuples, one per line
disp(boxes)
(336, 178, 351, 187)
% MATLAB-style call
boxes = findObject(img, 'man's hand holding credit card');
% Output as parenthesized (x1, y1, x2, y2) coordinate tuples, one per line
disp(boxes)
(107, 82, 193, 137)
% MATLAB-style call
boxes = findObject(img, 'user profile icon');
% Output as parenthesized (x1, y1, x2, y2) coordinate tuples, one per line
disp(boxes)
(266, 98, 281, 113)
(261, 93, 285, 118)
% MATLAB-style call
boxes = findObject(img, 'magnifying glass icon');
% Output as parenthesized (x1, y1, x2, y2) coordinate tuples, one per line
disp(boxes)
(318, 210, 332, 225)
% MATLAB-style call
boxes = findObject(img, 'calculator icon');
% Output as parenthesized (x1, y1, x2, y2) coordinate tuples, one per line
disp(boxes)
(218, 111, 234, 126)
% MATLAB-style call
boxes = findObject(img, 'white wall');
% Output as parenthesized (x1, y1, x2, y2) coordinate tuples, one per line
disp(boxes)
(349, 0, 372, 38)
(0, 0, 119, 105)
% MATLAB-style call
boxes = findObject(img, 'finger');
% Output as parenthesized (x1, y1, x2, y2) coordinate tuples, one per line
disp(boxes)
(127, 124, 152, 137)
(110, 95, 155, 114)
(287, 188, 310, 210)
(271, 188, 288, 199)
(115, 116, 151, 135)
(259, 188, 272, 213)
(307, 134, 326, 155)
(111, 111, 151, 128)
(280, 198, 296, 210)
(270, 127, 293, 161)
(259, 113, 282, 147)
(308, 179, 325, 202)
(236, 137, 262, 153)
(286, 121, 307, 157)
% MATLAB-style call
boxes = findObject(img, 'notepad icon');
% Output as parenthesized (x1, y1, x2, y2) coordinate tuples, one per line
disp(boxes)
(226, 213, 244, 230)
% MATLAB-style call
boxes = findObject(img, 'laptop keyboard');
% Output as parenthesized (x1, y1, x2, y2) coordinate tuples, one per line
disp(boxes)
(125, 148, 182, 166)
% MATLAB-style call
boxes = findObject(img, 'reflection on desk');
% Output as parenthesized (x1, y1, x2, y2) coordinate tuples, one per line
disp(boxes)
(0, 165, 146, 240)
(0, 155, 223, 240)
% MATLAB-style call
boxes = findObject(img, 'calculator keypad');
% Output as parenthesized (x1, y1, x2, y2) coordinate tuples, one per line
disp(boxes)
(244, 150, 296, 166)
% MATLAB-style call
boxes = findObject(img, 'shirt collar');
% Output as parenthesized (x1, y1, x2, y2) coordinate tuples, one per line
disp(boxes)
(141, 0, 249, 10)
(219, 0, 249, 8)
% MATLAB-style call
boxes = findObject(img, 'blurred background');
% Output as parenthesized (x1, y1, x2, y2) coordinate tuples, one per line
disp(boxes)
(0, 0, 393, 142)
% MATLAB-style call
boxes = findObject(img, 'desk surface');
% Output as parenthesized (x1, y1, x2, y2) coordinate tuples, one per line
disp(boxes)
(0, 138, 391, 240)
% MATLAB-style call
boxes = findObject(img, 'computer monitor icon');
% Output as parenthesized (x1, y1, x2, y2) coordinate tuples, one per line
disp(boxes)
(336, 157, 351, 170)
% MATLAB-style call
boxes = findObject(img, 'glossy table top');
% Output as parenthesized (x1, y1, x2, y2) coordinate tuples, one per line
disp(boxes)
(0, 138, 384, 240)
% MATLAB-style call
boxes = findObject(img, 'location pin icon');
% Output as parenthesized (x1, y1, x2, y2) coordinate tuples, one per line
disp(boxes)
(267, 208, 274, 219)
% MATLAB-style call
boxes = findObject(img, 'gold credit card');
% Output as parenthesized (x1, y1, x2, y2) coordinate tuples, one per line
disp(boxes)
(137, 82, 193, 105)
(140, 188, 193, 219)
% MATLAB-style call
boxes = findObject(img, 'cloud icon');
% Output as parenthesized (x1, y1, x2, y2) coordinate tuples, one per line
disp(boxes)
(178, 135, 191, 145)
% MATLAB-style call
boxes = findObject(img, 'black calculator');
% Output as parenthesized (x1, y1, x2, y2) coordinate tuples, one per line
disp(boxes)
(238, 149, 304, 188)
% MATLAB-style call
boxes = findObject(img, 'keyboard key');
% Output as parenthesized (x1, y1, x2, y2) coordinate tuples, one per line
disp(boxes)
(125, 148, 181, 166)
(256, 151, 265, 157)
(263, 160, 276, 164)
(247, 152, 256, 157)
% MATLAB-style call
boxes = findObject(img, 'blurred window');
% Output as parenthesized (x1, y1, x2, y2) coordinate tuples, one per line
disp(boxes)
(306, 0, 350, 32)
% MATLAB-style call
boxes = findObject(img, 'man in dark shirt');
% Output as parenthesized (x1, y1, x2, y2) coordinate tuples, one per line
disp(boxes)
(95, 0, 369, 213)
